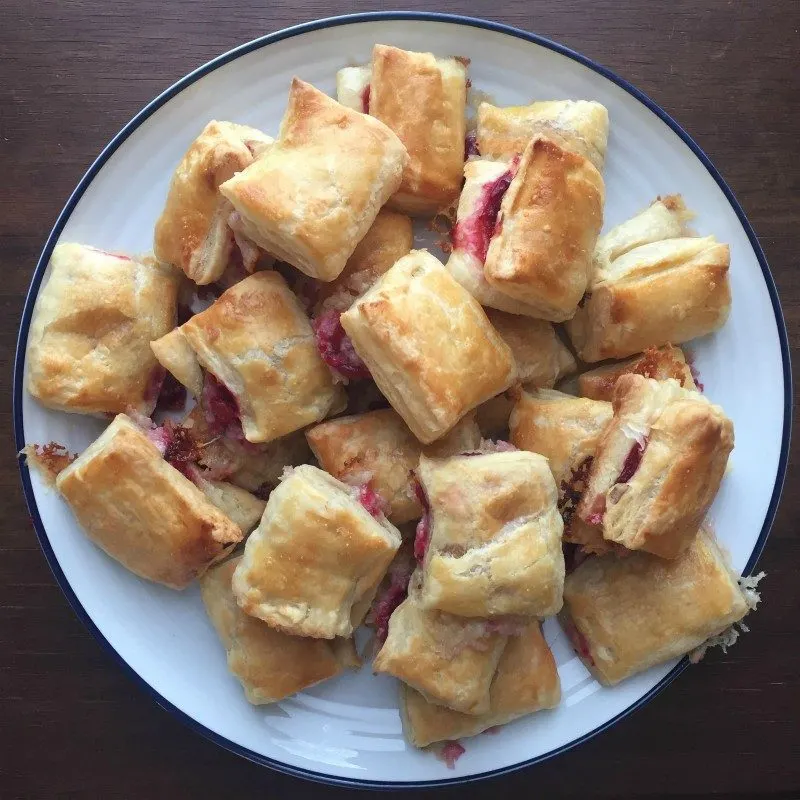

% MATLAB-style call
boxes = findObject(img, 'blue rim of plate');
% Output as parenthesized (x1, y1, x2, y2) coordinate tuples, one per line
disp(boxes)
(12, 10, 791, 790)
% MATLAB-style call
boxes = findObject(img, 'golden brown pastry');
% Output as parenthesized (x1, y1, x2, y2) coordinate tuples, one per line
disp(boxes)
(149, 327, 204, 399)
(190, 475, 266, 535)
(305, 409, 480, 525)
(154, 120, 274, 284)
(485, 310, 576, 386)
(232, 465, 402, 639)
(578, 375, 734, 559)
(578, 344, 697, 402)
(483, 136, 605, 321)
(373, 573, 508, 715)
(510, 388, 613, 554)
(151, 271, 345, 444)
(27, 243, 179, 416)
(477, 100, 609, 171)
(312, 210, 414, 315)
(560, 528, 762, 685)
(415, 452, 564, 618)
(401, 622, 561, 746)
(219, 79, 408, 281)
(55, 414, 242, 589)
(341, 250, 516, 444)
(201, 558, 359, 704)
(447, 159, 546, 316)
(567, 236, 731, 362)
(366, 44, 467, 215)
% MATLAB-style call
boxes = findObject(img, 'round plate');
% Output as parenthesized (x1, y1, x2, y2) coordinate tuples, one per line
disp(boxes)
(14, 12, 790, 789)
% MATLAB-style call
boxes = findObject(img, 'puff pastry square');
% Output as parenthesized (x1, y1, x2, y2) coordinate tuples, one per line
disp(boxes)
(476, 100, 609, 171)
(232, 465, 402, 639)
(483, 136, 605, 321)
(560, 528, 759, 685)
(400, 622, 561, 747)
(578, 344, 697, 402)
(340, 250, 516, 444)
(26, 243, 179, 416)
(151, 271, 345, 444)
(55, 414, 242, 589)
(416, 451, 565, 618)
(510, 388, 613, 554)
(219, 78, 408, 281)
(577, 375, 734, 559)
(366, 44, 467, 215)
(305, 408, 480, 525)
(567, 236, 731, 362)
(373, 575, 508, 715)
(201, 558, 358, 704)
(154, 120, 274, 284)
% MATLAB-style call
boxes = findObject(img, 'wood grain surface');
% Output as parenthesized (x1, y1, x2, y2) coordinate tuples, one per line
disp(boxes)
(2, 1, 798, 797)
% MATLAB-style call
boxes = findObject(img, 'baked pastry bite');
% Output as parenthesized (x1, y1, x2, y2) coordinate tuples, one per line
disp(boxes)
(578, 344, 697, 402)
(510, 388, 613, 554)
(483, 136, 605, 321)
(401, 622, 561, 747)
(592, 194, 693, 283)
(201, 558, 359, 704)
(340, 250, 516, 444)
(560, 528, 763, 685)
(578, 375, 734, 559)
(232, 465, 402, 639)
(348, 44, 468, 215)
(154, 120, 274, 284)
(336, 65, 372, 112)
(189, 473, 266, 535)
(484, 310, 576, 387)
(311, 209, 414, 315)
(305, 408, 480, 525)
(373, 573, 508, 715)
(415, 451, 565, 618)
(55, 414, 242, 590)
(219, 78, 408, 281)
(150, 271, 345, 444)
(567, 236, 731, 362)
(27, 243, 179, 416)
(476, 100, 609, 171)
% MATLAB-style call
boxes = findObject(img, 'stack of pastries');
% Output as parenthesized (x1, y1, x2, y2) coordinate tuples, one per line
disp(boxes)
(24, 44, 763, 765)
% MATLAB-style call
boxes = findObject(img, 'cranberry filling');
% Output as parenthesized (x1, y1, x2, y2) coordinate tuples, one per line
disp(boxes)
(565, 619, 595, 666)
(358, 483, 386, 518)
(146, 420, 202, 480)
(616, 439, 647, 484)
(584, 496, 607, 527)
(412, 480, 432, 564)
(144, 366, 166, 407)
(464, 130, 480, 159)
(451, 157, 519, 264)
(373, 561, 413, 644)
(202, 373, 245, 440)
(687, 359, 705, 392)
(559, 456, 594, 530)
(312, 310, 371, 381)
(156, 372, 187, 412)
(441, 741, 466, 769)
(360, 84, 371, 114)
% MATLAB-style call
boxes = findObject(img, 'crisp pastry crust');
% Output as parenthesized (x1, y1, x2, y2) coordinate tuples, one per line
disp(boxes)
(577, 375, 734, 559)
(232, 465, 402, 639)
(154, 120, 274, 284)
(510, 388, 613, 554)
(476, 100, 609, 171)
(567, 236, 731, 362)
(154, 271, 345, 443)
(312, 210, 413, 315)
(219, 79, 408, 281)
(483, 136, 605, 321)
(305, 409, 480, 525)
(373, 575, 508, 715)
(201, 558, 358, 704)
(149, 327, 204, 399)
(191, 475, 266, 535)
(26, 243, 179, 416)
(340, 250, 516, 444)
(592, 195, 693, 283)
(484, 310, 576, 387)
(55, 414, 242, 589)
(400, 622, 561, 747)
(369, 44, 468, 215)
(416, 452, 565, 618)
(336, 65, 372, 112)
(560, 528, 751, 685)
(446, 159, 547, 317)
(578, 344, 697, 402)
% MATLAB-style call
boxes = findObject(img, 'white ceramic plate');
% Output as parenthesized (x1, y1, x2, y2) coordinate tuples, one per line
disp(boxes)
(14, 12, 790, 789)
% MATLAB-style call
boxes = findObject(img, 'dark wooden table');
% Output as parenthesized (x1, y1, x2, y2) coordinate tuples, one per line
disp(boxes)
(2, 2, 798, 797)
